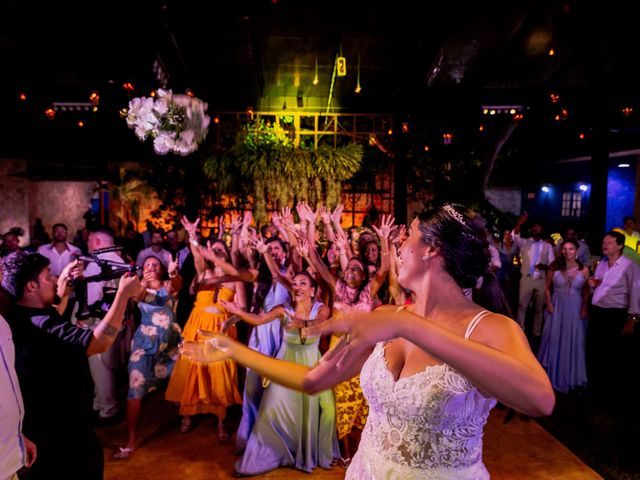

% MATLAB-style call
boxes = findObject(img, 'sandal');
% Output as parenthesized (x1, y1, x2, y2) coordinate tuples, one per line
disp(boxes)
(180, 416, 192, 433)
(114, 447, 135, 460)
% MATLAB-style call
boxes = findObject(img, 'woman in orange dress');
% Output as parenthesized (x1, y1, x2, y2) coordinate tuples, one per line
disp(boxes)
(165, 216, 244, 442)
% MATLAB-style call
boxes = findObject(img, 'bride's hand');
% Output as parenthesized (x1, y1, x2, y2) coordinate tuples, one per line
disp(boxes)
(303, 309, 401, 369)
(180, 340, 231, 364)
(180, 330, 236, 363)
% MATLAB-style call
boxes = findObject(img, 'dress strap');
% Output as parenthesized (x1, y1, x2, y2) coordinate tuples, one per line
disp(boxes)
(464, 310, 491, 340)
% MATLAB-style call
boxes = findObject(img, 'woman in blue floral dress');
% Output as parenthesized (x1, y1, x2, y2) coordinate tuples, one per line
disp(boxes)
(115, 255, 182, 459)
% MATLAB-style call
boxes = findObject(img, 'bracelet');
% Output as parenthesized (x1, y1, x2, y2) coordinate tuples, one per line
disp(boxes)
(190, 239, 199, 247)
(381, 252, 390, 256)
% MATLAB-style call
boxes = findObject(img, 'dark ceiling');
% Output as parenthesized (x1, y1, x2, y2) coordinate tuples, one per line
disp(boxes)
(2, 1, 640, 179)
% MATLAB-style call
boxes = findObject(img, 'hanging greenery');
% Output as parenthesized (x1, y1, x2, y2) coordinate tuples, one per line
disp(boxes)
(202, 120, 363, 224)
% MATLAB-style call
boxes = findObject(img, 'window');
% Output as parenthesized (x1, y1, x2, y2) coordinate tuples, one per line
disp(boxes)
(561, 192, 582, 217)
(527, 192, 536, 199)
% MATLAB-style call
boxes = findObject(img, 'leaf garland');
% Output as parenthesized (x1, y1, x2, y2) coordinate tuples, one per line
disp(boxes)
(202, 121, 364, 224)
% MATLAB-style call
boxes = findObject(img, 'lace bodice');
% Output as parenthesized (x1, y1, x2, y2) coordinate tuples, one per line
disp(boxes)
(347, 312, 497, 479)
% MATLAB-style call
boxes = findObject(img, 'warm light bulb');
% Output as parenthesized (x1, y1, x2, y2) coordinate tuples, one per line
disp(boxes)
(78, 121, 84, 128)
(355, 84, 361, 93)
(548, 48, 555, 56)
(19, 92, 27, 101)
(89, 91, 100, 106)
(312, 77, 318, 85)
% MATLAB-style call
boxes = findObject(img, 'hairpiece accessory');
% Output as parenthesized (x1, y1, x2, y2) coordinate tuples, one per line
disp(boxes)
(443, 204, 467, 227)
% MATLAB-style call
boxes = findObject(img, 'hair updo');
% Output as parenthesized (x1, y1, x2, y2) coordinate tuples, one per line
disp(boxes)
(417, 204, 491, 289)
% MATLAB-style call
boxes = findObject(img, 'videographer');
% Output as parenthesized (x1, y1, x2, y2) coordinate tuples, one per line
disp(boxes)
(4, 251, 140, 479)
(81, 228, 134, 425)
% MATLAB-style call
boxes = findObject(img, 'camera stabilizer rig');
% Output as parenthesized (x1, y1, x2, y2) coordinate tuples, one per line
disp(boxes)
(70, 246, 141, 321)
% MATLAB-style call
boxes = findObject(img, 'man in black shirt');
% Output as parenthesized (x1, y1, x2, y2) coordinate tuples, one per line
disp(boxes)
(4, 253, 140, 479)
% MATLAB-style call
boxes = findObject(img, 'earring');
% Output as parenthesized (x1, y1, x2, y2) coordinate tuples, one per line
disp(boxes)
(422, 255, 431, 262)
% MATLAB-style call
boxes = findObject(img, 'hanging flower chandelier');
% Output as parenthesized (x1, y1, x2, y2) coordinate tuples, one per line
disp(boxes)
(125, 89, 210, 156)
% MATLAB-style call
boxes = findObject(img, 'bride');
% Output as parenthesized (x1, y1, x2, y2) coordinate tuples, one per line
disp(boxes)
(183, 204, 554, 479)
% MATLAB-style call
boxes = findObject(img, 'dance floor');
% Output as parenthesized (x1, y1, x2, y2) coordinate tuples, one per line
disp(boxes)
(99, 393, 602, 479)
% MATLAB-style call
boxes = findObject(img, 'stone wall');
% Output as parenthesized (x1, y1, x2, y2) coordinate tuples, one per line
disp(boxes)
(0, 159, 95, 247)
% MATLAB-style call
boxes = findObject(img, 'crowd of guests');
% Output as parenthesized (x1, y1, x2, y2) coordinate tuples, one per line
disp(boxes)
(0, 207, 639, 478)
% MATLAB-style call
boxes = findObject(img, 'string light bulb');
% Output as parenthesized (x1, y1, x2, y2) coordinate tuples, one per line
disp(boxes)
(89, 91, 100, 106)
(313, 55, 319, 85)
(355, 53, 361, 94)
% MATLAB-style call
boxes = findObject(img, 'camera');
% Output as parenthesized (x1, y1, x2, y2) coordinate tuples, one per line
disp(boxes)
(72, 246, 141, 320)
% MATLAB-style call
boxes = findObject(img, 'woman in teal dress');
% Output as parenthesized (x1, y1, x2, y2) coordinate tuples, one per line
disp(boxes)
(115, 255, 182, 459)
(220, 271, 340, 475)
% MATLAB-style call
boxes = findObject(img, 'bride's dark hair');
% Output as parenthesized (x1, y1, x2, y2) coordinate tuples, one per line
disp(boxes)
(418, 204, 511, 316)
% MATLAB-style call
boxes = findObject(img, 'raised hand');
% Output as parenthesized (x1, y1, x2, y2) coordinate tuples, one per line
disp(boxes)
(296, 202, 316, 224)
(319, 205, 331, 224)
(271, 211, 282, 227)
(181, 216, 200, 240)
(330, 204, 344, 224)
(250, 235, 269, 254)
(296, 238, 310, 258)
(372, 214, 396, 240)
(167, 256, 179, 277)
(334, 228, 350, 251)
(229, 214, 243, 235)
(280, 206, 296, 231)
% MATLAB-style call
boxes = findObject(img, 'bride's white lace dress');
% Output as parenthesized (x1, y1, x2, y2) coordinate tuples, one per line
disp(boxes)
(346, 313, 497, 479)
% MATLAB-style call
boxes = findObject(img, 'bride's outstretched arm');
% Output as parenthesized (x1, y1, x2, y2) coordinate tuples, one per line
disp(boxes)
(182, 333, 371, 394)
(306, 308, 555, 417)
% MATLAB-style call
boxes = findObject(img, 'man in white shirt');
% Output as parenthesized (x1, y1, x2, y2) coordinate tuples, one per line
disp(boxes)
(512, 214, 555, 339)
(587, 230, 640, 392)
(81, 229, 130, 424)
(1, 315, 37, 480)
(136, 231, 172, 269)
(587, 230, 640, 466)
(0, 261, 37, 480)
(36, 223, 81, 277)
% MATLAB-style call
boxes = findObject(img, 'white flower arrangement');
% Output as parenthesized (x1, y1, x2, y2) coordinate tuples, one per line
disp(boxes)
(126, 89, 210, 156)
